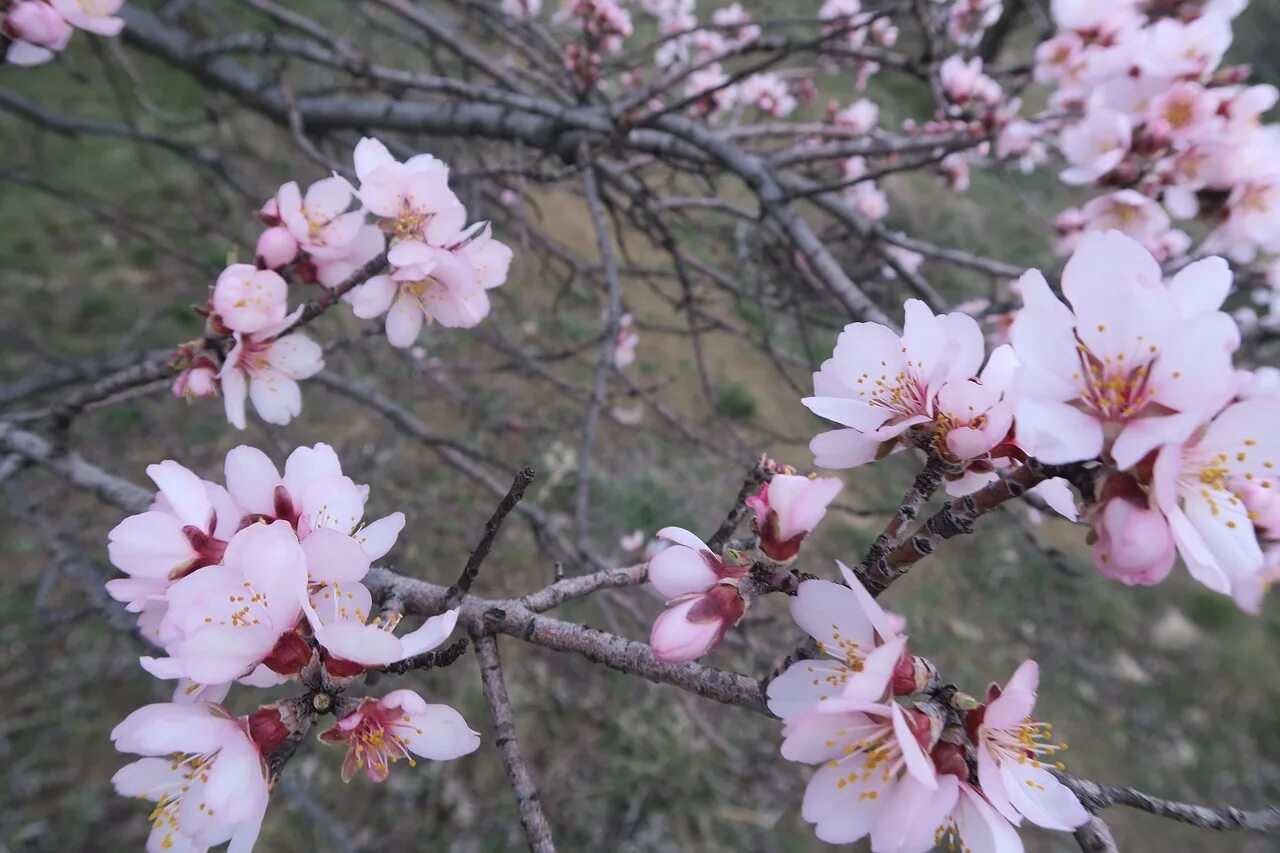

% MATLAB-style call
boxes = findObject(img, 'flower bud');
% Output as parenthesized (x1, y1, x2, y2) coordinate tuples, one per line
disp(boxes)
(171, 361, 219, 399)
(4, 2, 71, 49)
(255, 226, 299, 270)
(746, 474, 842, 563)
(649, 585, 745, 664)
(1090, 497, 1176, 586)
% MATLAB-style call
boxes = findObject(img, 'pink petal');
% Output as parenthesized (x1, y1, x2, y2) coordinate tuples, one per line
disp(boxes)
(400, 704, 482, 760)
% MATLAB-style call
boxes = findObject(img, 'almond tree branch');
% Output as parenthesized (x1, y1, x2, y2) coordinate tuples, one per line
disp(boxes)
(473, 634, 557, 853)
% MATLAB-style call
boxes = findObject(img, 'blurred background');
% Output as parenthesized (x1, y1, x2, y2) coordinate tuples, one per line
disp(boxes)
(1, 1, 1279, 850)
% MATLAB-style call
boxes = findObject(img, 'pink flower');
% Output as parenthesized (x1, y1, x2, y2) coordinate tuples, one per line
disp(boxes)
(1090, 495, 1176, 586)
(315, 223, 386, 288)
(3, 2, 72, 65)
(219, 317, 324, 429)
(172, 357, 220, 400)
(738, 73, 797, 117)
(766, 567, 907, 718)
(222, 442, 404, 561)
(105, 461, 238, 633)
(112, 702, 270, 853)
(1078, 191, 1170, 251)
(352, 137, 467, 245)
(304, 587, 460, 670)
(613, 314, 639, 368)
(1139, 14, 1232, 79)
(1152, 395, 1280, 607)
(320, 690, 479, 782)
(647, 526, 745, 599)
(1058, 108, 1130, 185)
(803, 299, 984, 469)
(452, 222, 513, 290)
(778, 656, 940, 847)
(974, 660, 1088, 831)
(1033, 32, 1083, 85)
(746, 474, 843, 562)
(50, 0, 124, 36)
(835, 99, 879, 134)
(348, 239, 489, 346)
(142, 520, 310, 685)
(1147, 82, 1217, 142)
(254, 226, 299, 270)
(1049, 0, 1140, 33)
(939, 56, 1002, 106)
(276, 178, 365, 261)
(650, 585, 746, 663)
(212, 264, 289, 334)
(1010, 231, 1239, 468)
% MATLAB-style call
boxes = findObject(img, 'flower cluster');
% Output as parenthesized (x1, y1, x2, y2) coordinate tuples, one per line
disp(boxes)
(106, 444, 480, 849)
(172, 137, 511, 429)
(2, 0, 123, 66)
(768, 568, 1087, 851)
(1037, 0, 1280, 268)
(647, 472, 842, 662)
(805, 228, 1280, 609)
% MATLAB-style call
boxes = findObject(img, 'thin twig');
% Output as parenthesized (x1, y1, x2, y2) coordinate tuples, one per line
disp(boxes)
(444, 467, 537, 610)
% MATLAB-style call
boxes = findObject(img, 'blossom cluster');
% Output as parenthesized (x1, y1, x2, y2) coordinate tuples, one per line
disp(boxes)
(2, 0, 123, 66)
(1036, 0, 1279, 272)
(647, 471, 843, 663)
(106, 443, 480, 850)
(768, 570, 1087, 851)
(805, 229, 1280, 609)
(172, 137, 511, 429)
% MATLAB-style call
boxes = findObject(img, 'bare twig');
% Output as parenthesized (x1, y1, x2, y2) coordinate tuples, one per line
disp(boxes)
(445, 466, 537, 610)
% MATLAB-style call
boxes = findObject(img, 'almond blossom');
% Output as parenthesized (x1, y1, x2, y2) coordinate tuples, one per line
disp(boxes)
(348, 238, 491, 346)
(1010, 231, 1239, 468)
(766, 566, 906, 719)
(219, 317, 323, 429)
(320, 690, 480, 782)
(105, 460, 238, 635)
(304, 588, 460, 671)
(649, 586, 746, 663)
(1152, 395, 1280, 608)
(142, 520, 310, 685)
(253, 225, 299, 271)
(646, 527, 748, 663)
(1058, 108, 1130, 185)
(777, 635, 940, 847)
(276, 177, 365, 260)
(316, 223, 386, 288)
(1089, 491, 1177, 586)
(973, 660, 1089, 832)
(3, 2, 71, 65)
(803, 299, 984, 469)
(111, 702, 270, 853)
(745, 474, 842, 562)
(352, 137, 466, 245)
(211, 264, 289, 334)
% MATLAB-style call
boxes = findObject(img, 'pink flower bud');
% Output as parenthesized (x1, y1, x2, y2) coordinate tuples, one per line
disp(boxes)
(746, 474, 842, 562)
(171, 364, 219, 399)
(1090, 497, 1176, 586)
(255, 225, 299, 270)
(4, 2, 71, 48)
(649, 585, 745, 664)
